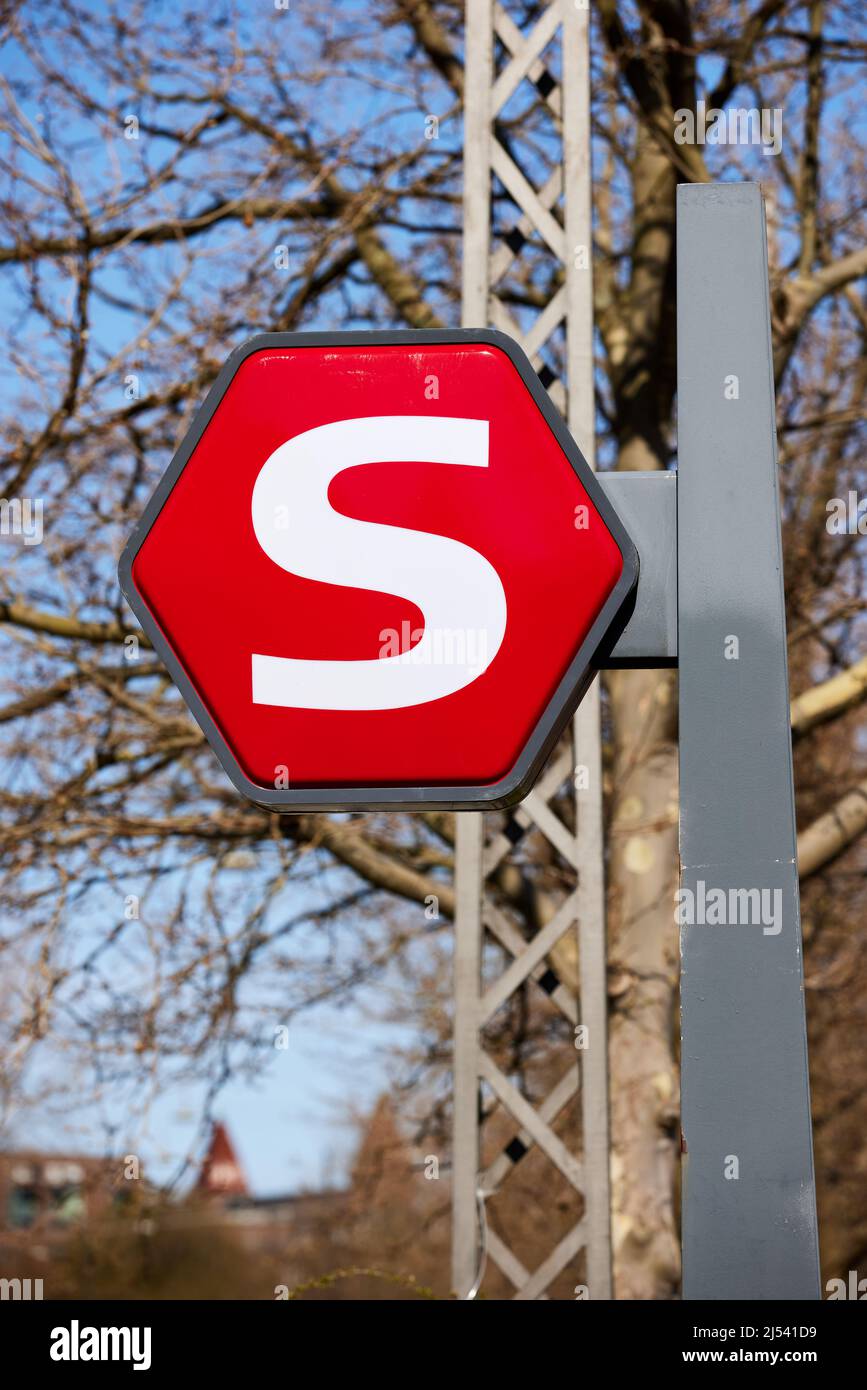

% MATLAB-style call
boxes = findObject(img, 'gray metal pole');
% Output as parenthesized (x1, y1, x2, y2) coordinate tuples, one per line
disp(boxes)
(677, 182, 820, 1300)
(452, 813, 483, 1297)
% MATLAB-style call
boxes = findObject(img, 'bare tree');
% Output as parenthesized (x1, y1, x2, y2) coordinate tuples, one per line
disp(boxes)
(0, 0, 864, 1297)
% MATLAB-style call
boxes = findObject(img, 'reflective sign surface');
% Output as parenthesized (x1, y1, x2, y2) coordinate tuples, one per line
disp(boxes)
(120, 332, 637, 810)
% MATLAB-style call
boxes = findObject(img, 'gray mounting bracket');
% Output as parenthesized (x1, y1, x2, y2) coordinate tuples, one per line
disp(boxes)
(598, 470, 678, 669)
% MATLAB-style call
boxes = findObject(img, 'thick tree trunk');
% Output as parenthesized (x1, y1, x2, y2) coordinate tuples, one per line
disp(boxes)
(601, 127, 682, 1296)
(606, 666, 680, 1298)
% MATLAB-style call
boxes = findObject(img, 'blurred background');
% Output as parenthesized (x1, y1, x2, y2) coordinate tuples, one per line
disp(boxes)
(0, 0, 864, 1299)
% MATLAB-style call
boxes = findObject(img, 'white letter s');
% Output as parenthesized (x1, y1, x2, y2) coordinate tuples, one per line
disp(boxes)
(250, 416, 506, 710)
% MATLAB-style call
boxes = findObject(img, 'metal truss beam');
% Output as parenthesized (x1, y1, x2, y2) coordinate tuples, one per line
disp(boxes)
(453, 0, 612, 1301)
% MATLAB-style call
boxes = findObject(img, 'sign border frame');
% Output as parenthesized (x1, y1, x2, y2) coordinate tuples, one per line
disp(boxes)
(118, 328, 639, 812)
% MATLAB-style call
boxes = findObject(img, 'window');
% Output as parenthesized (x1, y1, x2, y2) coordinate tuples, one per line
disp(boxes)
(50, 1186, 86, 1226)
(7, 1185, 38, 1229)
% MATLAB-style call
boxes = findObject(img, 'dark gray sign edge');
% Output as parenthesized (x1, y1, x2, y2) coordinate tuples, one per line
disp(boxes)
(117, 327, 639, 813)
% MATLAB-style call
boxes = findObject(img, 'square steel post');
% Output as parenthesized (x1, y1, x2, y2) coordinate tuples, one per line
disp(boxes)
(677, 183, 820, 1300)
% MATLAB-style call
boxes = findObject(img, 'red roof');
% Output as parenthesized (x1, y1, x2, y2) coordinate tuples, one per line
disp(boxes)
(196, 1122, 248, 1196)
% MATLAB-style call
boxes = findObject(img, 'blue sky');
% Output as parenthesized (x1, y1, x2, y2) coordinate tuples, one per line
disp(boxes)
(0, 0, 448, 1198)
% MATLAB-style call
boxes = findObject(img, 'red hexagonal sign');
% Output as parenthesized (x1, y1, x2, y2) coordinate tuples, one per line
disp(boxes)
(119, 330, 637, 811)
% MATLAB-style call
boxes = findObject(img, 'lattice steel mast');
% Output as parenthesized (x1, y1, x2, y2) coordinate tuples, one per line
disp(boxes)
(453, 0, 612, 1301)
